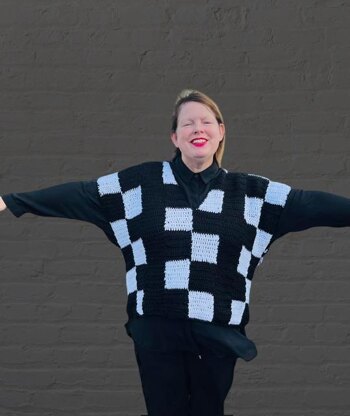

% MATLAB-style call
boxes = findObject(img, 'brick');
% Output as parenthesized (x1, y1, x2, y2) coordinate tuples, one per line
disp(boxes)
(0, 389, 31, 408)
(52, 346, 85, 365)
(59, 324, 117, 344)
(304, 388, 350, 408)
(0, 369, 55, 388)
(1, 324, 60, 345)
(315, 323, 349, 344)
(302, 4, 350, 27)
(1, 282, 52, 302)
(31, 390, 86, 410)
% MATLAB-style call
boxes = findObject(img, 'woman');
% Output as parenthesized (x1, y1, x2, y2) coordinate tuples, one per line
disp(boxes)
(1, 89, 350, 416)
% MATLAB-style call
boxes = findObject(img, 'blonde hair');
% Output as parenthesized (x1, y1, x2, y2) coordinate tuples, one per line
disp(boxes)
(171, 89, 226, 167)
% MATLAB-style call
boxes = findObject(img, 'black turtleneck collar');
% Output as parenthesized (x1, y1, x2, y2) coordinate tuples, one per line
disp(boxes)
(170, 152, 220, 184)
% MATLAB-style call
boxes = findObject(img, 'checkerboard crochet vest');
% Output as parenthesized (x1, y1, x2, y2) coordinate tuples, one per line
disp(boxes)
(97, 161, 291, 329)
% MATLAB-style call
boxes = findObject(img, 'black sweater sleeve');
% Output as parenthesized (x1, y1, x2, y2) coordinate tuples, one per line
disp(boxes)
(1, 181, 117, 245)
(273, 188, 350, 242)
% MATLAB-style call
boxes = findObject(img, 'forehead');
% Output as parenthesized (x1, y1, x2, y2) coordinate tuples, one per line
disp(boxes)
(178, 101, 215, 120)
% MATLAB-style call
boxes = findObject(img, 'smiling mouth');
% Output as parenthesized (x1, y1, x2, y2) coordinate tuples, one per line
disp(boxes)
(191, 138, 208, 144)
(191, 139, 207, 147)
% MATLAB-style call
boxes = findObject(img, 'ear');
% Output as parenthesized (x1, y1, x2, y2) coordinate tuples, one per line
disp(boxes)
(170, 132, 178, 147)
(219, 123, 225, 141)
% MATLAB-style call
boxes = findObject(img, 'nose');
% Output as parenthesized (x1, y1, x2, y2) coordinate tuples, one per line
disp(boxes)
(194, 122, 204, 133)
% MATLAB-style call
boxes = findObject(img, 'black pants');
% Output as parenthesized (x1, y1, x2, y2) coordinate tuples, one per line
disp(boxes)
(134, 341, 238, 416)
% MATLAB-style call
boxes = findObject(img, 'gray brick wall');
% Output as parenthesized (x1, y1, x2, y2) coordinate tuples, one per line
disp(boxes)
(1, 1, 349, 415)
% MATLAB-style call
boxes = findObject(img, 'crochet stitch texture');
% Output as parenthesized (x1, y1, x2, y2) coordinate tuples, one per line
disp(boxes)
(96, 161, 291, 329)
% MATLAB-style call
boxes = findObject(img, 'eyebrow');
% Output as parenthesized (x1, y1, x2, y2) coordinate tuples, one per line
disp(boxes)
(182, 117, 212, 121)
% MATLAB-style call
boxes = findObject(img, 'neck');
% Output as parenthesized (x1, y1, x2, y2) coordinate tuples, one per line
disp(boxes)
(181, 155, 214, 173)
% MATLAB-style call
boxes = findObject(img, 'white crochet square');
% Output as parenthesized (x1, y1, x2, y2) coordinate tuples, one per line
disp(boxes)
(110, 219, 130, 248)
(97, 172, 121, 196)
(123, 186, 143, 219)
(136, 290, 144, 315)
(162, 161, 178, 185)
(164, 259, 190, 289)
(164, 207, 193, 231)
(188, 291, 214, 322)
(265, 181, 291, 206)
(191, 232, 219, 264)
(245, 278, 252, 303)
(252, 228, 272, 258)
(198, 189, 224, 213)
(132, 238, 147, 265)
(126, 267, 137, 295)
(244, 196, 264, 228)
(229, 300, 246, 325)
(237, 245, 251, 278)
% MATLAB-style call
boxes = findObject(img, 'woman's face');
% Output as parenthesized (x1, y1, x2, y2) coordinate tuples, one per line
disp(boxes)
(171, 101, 225, 169)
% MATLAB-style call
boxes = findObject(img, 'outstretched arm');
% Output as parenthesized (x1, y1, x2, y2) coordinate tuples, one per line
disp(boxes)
(273, 189, 350, 242)
(1, 180, 117, 245)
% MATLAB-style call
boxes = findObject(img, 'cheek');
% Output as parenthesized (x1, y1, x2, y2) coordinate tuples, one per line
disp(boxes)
(208, 126, 221, 137)
(179, 129, 193, 140)
(182, 127, 193, 134)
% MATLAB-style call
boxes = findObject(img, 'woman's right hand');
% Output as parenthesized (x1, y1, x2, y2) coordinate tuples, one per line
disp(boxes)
(0, 197, 7, 212)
